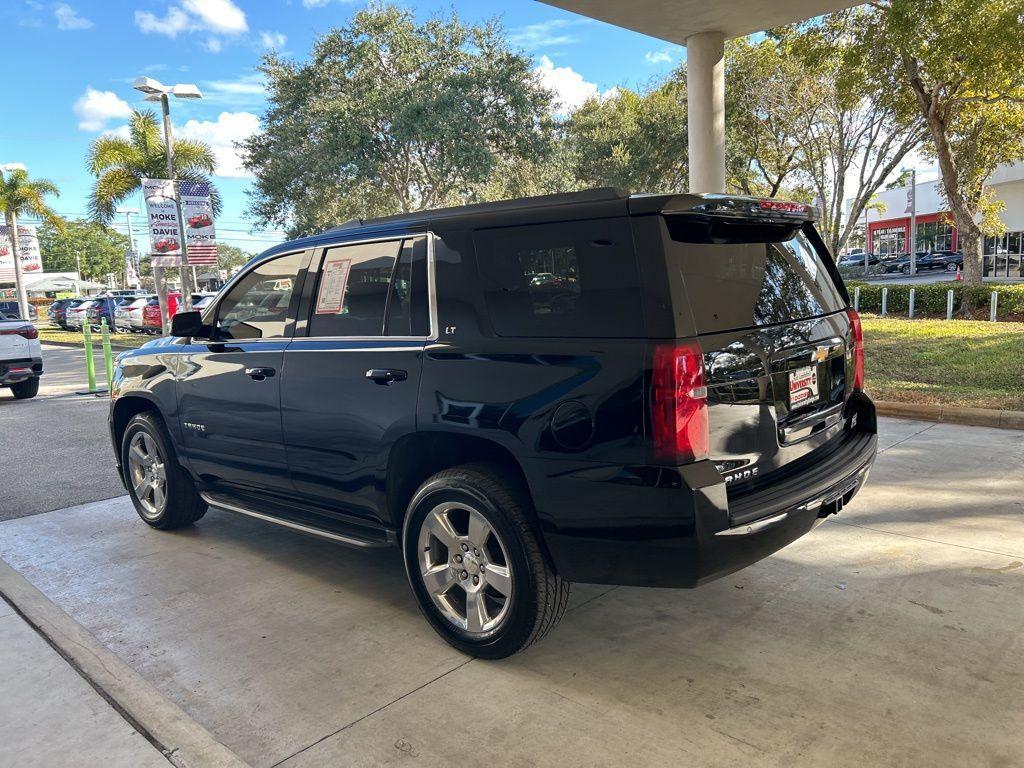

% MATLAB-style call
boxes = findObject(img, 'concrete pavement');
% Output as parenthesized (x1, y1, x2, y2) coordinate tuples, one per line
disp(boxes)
(1, 417, 1022, 767)
(0, 598, 169, 768)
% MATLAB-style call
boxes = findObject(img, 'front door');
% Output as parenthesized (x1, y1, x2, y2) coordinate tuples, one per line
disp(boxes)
(177, 249, 308, 495)
(281, 234, 431, 523)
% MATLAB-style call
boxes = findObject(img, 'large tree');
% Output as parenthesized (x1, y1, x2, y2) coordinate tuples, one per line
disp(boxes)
(87, 110, 218, 222)
(243, 4, 553, 237)
(869, 0, 1024, 283)
(0, 168, 64, 318)
(564, 82, 688, 193)
(39, 219, 130, 281)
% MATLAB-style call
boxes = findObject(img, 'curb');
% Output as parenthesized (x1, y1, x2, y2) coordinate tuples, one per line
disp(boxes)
(874, 400, 1024, 430)
(0, 559, 250, 768)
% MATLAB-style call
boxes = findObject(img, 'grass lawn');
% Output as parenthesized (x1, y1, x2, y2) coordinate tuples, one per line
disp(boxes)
(38, 327, 151, 349)
(862, 316, 1024, 410)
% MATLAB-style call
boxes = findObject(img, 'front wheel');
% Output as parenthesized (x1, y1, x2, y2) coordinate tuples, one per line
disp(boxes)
(121, 412, 206, 529)
(403, 463, 570, 659)
(946, 262, 959, 272)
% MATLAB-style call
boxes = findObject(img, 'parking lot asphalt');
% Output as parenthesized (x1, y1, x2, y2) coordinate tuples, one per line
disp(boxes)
(0, 345, 125, 521)
(0, 417, 1021, 767)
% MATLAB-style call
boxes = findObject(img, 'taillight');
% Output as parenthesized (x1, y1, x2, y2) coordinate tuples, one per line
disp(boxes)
(651, 342, 709, 463)
(846, 308, 864, 390)
(0, 326, 37, 340)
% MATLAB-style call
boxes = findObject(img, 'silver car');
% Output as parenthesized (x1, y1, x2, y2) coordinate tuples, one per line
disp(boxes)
(115, 296, 153, 333)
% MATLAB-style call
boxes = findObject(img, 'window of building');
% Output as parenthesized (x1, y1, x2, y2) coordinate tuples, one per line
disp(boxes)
(215, 251, 304, 339)
(474, 218, 643, 338)
(308, 237, 428, 337)
(874, 226, 906, 257)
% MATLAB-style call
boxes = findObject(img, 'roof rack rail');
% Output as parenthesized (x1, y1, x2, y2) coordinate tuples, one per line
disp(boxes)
(324, 187, 627, 233)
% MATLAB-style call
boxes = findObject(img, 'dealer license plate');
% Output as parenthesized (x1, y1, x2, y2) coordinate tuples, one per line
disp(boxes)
(788, 365, 819, 408)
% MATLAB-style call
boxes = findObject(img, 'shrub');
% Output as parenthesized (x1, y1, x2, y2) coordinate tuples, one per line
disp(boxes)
(845, 281, 1024, 321)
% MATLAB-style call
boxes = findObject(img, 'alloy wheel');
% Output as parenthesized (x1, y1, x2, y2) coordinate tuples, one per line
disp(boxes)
(417, 502, 513, 635)
(127, 431, 167, 520)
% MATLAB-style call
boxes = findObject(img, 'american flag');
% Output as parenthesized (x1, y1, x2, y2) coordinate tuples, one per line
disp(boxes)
(180, 181, 219, 265)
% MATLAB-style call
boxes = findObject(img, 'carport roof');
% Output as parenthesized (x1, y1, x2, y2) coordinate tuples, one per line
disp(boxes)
(538, 0, 863, 42)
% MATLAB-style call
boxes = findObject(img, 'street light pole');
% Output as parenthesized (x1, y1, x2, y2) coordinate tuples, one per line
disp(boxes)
(134, 77, 203, 333)
(116, 207, 139, 289)
(909, 168, 917, 277)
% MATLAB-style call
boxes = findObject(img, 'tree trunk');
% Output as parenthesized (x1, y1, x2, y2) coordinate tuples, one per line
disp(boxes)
(5, 210, 30, 321)
(958, 224, 984, 284)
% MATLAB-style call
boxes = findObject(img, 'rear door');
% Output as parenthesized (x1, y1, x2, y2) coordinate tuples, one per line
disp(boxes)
(652, 214, 853, 491)
(280, 234, 430, 523)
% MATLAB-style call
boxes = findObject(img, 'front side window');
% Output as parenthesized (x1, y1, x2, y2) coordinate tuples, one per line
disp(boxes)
(215, 251, 304, 339)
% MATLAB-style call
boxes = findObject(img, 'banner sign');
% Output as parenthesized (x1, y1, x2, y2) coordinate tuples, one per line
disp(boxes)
(142, 178, 183, 264)
(179, 181, 219, 265)
(0, 224, 44, 283)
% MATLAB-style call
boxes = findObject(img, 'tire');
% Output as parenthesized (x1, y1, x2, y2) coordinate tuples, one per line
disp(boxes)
(10, 377, 39, 399)
(121, 412, 206, 530)
(946, 262, 958, 272)
(901, 265, 911, 274)
(403, 463, 570, 659)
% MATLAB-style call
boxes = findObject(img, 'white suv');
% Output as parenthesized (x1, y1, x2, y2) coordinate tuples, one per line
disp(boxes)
(0, 312, 42, 399)
(115, 296, 153, 333)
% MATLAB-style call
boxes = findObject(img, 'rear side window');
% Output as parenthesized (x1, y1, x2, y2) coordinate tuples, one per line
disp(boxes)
(474, 217, 644, 338)
(309, 236, 429, 337)
(664, 216, 845, 334)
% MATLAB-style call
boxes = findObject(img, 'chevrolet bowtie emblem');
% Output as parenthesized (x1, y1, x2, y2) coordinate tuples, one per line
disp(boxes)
(812, 346, 829, 363)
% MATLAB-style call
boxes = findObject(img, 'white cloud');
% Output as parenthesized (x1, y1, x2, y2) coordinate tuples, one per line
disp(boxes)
(534, 56, 608, 114)
(135, 6, 190, 36)
(178, 111, 260, 178)
(645, 48, 675, 65)
(54, 3, 93, 30)
(183, 0, 246, 34)
(260, 30, 286, 49)
(204, 36, 223, 53)
(203, 74, 267, 108)
(135, 0, 246, 39)
(509, 19, 588, 50)
(74, 87, 133, 131)
(302, 0, 330, 6)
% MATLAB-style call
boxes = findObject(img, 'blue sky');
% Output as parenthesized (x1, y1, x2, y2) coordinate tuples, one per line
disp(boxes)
(2, 0, 684, 253)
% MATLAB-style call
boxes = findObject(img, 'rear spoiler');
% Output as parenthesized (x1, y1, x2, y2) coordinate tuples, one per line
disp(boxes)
(629, 193, 819, 224)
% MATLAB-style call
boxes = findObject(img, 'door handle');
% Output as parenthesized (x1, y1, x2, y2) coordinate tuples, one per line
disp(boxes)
(245, 367, 276, 381)
(366, 368, 408, 385)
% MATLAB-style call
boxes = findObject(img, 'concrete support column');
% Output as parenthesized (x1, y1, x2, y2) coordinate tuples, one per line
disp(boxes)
(686, 30, 726, 193)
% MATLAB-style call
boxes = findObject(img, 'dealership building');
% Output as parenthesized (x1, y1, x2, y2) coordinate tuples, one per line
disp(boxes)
(861, 162, 1024, 278)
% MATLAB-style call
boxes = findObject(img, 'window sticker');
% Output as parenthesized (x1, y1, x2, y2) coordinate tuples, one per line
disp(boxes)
(315, 256, 352, 314)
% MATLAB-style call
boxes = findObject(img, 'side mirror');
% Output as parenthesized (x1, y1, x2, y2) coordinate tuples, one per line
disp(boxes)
(170, 310, 208, 339)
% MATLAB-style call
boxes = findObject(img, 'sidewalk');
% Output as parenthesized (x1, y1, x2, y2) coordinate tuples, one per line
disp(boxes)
(0, 598, 169, 767)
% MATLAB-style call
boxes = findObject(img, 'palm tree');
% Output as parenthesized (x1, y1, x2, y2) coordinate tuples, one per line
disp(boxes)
(0, 168, 64, 319)
(87, 110, 219, 222)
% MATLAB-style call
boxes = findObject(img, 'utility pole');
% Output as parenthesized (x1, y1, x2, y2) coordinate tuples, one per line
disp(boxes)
(117, 207, 139, 290)
(0, 164, 31, 321)
(157, 91, 196, 309)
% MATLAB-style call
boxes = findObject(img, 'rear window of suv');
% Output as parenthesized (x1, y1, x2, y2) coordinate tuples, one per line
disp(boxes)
(474, 217, 644, 338)
(663, 216, 845, 334)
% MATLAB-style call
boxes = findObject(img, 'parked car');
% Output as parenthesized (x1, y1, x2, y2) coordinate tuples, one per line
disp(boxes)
(190, 293, 217, 312)
(115, 296, 154, 333)
(64, 299, 97, 329)
(48, 298, 75, 325)
(187, 214, 213, 229)
(935, 251, 963, 272)
(86, 296, 131, 330)
(0, 300, 38, 321)
(153, 238, 180, 253)
(0, 312, 42, 399)
(109, 189, 877, 658)
(838, 253, 880, 267)
(141, 293, 183, 334)
(881, 251, 950, 274)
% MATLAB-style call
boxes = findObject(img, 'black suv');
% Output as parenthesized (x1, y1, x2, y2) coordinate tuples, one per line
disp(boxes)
(109, 189, 877, 658)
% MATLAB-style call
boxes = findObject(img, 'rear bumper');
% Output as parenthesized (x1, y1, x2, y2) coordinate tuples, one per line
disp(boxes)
(0, 357, 43, 386)
(533, 397, 877, 588)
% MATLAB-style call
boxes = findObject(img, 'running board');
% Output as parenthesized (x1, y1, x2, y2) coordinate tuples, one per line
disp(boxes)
(199, 492, 390, 549)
